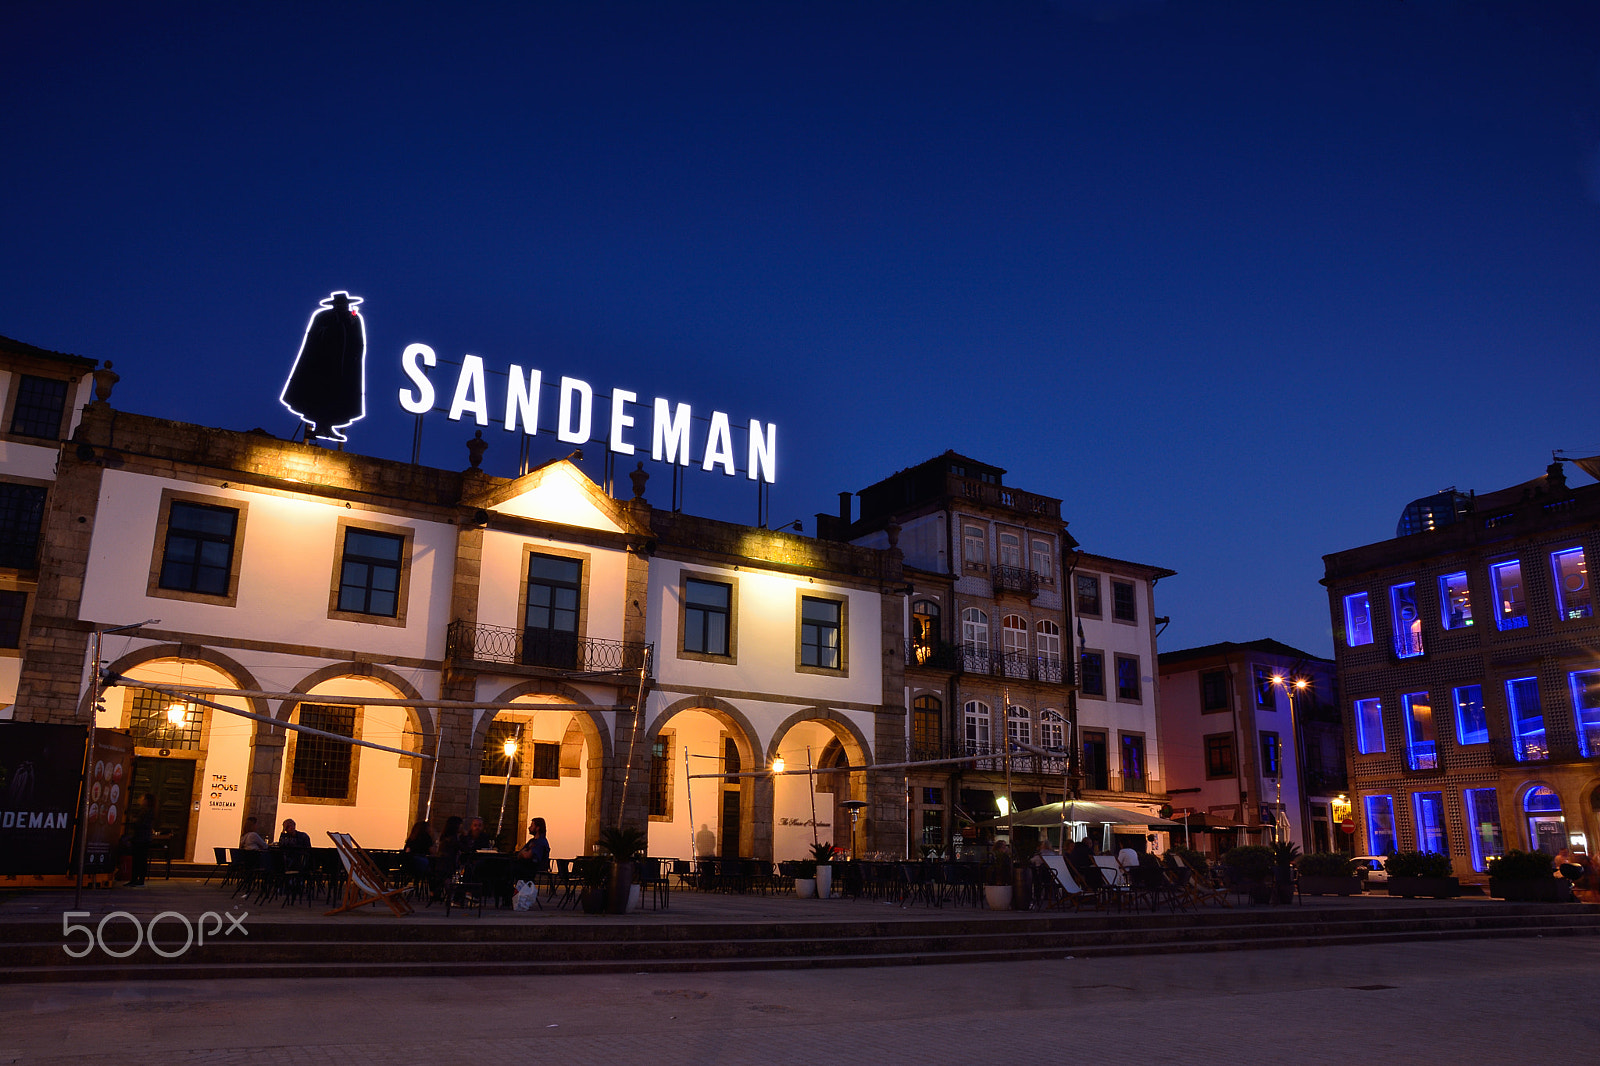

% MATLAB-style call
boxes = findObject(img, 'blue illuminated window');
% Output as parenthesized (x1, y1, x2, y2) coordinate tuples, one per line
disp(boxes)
(1390, 582, 1424, 658)
(1452, 684, 1487, 746)
(1569, 669, 1600, 757)
(1505, 677, 1546, 761)
(1354, 697, 1385, 754)
(1412, 791, 1448, 855)
(1364, 795, 1397, 855)
(1439, 571, 1473, 630)
(1524, 785, 1561, 813)
(1260, 732, 1281, 777)
(1253, 666, 1274, 708)
(1464, 787, 1504, 872)
(1550, 547, 1591, 621)
(1343, 592, 1373, 647)
(1490, 560, 1527, 630)
(1403, 691, 1437, 770)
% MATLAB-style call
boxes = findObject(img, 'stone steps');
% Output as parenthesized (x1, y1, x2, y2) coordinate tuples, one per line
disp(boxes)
(4, 901, 1595, 983)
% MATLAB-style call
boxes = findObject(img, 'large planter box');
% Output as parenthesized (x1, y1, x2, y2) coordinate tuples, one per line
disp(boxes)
(1299, 875, 1362, 897)
(984, 884, 1014, 910)
(1491, 877, 1575, 902)
(1388, 875, 1461, 899)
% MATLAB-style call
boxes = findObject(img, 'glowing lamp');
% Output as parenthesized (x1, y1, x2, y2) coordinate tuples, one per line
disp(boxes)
(997, 795, 1011, 817)
(167, 703, 187, 726)
(771, 756, 786, 774)
(502, 738, 519, 758)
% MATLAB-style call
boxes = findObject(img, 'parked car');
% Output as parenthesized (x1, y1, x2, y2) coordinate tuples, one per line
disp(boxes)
(1350, 855, 1388, 883)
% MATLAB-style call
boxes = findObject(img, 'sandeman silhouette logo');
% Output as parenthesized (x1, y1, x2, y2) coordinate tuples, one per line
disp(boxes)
(280, 291, 367, 441)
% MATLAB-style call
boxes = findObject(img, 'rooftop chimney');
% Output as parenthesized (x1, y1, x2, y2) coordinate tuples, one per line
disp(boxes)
(838, 491, 852, 524)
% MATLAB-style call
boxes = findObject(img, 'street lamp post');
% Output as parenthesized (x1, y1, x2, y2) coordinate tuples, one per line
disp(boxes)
(495, 724, 522, 844)
(1269, 674, 1309, 848)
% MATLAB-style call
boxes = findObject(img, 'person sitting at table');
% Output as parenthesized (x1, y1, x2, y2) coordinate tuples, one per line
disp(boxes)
(1068, 836, 1096, 876)
(430, 815, 463, 894)
(278, 818, 312, 871)
(517, 816, 550, 866)
(460, 816, 494, 853)
(403, 821, 433, 879)
(239, 815, 268, 851)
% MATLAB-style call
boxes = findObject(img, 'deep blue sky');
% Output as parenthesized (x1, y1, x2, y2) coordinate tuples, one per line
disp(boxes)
(5, 1, 1599, 658)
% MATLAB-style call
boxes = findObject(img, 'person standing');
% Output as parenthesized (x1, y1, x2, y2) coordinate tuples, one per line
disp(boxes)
(127, 794, 155, 887)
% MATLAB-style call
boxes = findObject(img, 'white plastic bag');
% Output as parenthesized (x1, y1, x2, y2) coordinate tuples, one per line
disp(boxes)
(512, 879, 538, 911)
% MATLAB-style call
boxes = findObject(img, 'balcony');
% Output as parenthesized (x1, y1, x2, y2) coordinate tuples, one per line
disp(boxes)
(991, 564, 1039, 597)
(1489, 735, 1591, 768)
(958, 645, 1071, 685)
(951, 476, 1061, 520)
(905, 639, 963, 671)
(446, 620, 653, 675)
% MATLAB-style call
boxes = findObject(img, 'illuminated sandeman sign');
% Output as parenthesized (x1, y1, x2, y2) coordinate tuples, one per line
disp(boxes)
(398, 343, 778, 484)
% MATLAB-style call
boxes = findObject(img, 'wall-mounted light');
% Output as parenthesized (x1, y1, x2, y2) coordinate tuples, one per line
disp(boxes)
(771, 756, 786, 774)
(503, 738, 519, 758)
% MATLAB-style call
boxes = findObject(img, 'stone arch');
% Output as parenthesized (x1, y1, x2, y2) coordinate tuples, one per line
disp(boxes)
(94, 642, 272, 722)
(93, 644, 276, 861)
(649, 695, 766, 859)
(477, 678, 606, 763)
(471, 679, 611, 855)
(277, 662, 438, 842)
(766, 705, 873, 770)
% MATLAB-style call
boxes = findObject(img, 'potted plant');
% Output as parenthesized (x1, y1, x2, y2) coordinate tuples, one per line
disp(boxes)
(1222, 845, 1276, 904)
(983, 845, 1014, 910)
(598, 826, 648, 913)
(1298, 852, 1361, 896)
(810, 841, 834, 899)
(1385, 850, 1461, 898)
(1489, 850, 1573, 902)
(786, 858, 818, 898)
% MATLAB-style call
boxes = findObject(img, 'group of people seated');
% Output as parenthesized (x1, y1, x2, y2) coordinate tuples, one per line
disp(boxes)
(399, 815, 551, 893)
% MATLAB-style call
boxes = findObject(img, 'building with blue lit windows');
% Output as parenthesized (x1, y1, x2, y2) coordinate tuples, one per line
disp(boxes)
(1323, 460, 1600, 880)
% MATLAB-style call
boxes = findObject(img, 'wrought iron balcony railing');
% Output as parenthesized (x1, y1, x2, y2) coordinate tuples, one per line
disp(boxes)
(447, 620, 653, 675)
(991, 564, 1040, 597)
(958, 645, 1071, 685)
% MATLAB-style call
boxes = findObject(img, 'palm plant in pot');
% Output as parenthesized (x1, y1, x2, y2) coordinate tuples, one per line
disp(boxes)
(1222, 845, 1276, 904)
(810, 841, 834, 899)
(983, 844, 1015, 910)
(598, 825, 648, 914)
(786, 858, 818, 897)
(1271, 841, 1301, 904)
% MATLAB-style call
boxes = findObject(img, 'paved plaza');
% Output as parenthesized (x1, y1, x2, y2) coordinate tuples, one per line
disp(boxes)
(2, 934, 1594, 1065)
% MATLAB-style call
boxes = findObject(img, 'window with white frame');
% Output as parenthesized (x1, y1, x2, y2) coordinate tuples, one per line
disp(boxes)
(1040, 712, 1064, 750)
(1035, 620, 1061, 673)
(961, 608, 990, 671)
(964, 700, 991, 754)
(1001, 615, 1028, 677)
(1031, 539, 1052, 580)
(963, 524, 986, 571)
(998, 531, 1022, 568)
(1007, 705, 1031, 746)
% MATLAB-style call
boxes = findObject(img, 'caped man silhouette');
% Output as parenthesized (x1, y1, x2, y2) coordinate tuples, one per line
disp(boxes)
(280, 290, 366, 441)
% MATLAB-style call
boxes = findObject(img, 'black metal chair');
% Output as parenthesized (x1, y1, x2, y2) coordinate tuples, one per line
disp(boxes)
(635, 857, 669, 910)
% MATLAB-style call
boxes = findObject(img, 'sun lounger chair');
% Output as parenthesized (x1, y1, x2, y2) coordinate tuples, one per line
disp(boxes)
(1168, 853, 1228, 907)
(325, 832, 415, 918)
(1093, 854, 1135, 911)
(1039, 853, 1103, 911)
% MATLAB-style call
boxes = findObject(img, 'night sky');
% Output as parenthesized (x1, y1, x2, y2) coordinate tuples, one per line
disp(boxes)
(5, 1, 1598, 658)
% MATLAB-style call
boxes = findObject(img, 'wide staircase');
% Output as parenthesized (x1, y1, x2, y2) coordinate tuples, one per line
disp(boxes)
(4, 901, 1598, 983)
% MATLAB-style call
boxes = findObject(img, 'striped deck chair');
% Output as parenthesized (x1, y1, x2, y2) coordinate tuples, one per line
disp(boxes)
(325, 832, 414, 918)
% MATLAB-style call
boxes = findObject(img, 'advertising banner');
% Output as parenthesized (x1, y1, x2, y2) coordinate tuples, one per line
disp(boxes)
(83, 730, 134, 875)
(0, 721, 87, 875)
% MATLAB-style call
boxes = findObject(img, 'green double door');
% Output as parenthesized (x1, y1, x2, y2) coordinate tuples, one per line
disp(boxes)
(129, 757, 195, 857)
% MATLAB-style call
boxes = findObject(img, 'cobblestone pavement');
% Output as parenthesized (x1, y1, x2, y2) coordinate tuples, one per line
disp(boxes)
(3, 936, 1595, 1065)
